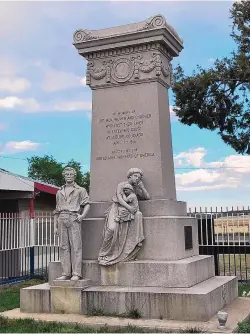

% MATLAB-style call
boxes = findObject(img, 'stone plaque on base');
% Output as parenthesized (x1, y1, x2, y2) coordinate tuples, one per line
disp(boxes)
(184, 226, 193, 250)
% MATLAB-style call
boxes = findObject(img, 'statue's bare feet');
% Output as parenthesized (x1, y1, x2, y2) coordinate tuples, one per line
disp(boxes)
(56, 275, 70, 280)
(71, 275, 81, 281)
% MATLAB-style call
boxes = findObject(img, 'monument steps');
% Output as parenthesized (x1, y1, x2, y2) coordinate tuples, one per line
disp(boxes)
(20, 276, 237, 321)
(81, 276, 237, 321)
(81, 256, 215, 288)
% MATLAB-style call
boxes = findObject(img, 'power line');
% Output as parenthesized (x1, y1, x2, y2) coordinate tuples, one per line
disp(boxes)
(0, 155, 27, 161)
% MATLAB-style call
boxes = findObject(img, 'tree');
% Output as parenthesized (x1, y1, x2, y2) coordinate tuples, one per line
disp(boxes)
(172, 1, 250, 154)
(27, 155, 90, 192)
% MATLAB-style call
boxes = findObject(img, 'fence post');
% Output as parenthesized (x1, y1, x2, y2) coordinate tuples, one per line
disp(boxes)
(29, 196, 35, 277)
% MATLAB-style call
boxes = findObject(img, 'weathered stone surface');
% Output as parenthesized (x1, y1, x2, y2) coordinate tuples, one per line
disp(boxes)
(51, 286, 85, 314)
(88, 83, 177, 202)
(48, 261, 62, 285)
(73, 14, 183, 52)
(81, 276, 238, 321)
(82, 255, 215, 288)
(81, 216, 199, 261)
(51, 279, 92, 288)
(20, 283, 51, 313)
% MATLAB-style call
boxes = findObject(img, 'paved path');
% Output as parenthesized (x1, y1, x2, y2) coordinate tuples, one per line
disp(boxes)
(1, 298, 250, 333)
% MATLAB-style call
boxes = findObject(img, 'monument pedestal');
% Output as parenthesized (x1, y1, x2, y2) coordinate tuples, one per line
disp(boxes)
(20, 199, 238, 320)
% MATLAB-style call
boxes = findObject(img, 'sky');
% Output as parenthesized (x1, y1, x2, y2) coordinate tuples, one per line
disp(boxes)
(0, 0, 249, 210)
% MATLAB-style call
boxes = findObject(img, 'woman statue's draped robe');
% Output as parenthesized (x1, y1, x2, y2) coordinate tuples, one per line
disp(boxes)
(98, 181, 145, 266)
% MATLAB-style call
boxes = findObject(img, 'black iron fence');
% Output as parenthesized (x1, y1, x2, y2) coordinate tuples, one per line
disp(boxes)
(188, 207, 250, 282)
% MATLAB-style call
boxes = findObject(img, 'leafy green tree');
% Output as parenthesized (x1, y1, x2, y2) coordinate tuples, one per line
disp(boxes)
(27, 155, 90, 192)
(172, 1, 250, 154)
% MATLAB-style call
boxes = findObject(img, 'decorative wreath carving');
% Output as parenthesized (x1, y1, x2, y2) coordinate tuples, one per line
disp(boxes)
(86, 61, 106, 83)
(111, 58, 134, 83)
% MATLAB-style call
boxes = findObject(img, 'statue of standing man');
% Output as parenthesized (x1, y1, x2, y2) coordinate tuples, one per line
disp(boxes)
(53, 167, 90, 281)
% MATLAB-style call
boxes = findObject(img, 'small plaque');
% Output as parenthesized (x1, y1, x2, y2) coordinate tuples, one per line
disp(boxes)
(184, 226, 193, 250)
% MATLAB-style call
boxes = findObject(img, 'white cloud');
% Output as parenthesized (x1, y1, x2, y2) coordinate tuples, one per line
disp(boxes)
(1, 141, 41, 154)
(220, 155, 250, 173)
(176, 169, 220, 186)
(0, 97, 40, 112)
(0, 96, 91, 114)
(178, 183, 238, 192)
(0, 77, 31, 93)
(42, 68, 86, 92)
(53, 100, 92, 112)
(174, 147, 247, 193)
(0, 58, 31, 93)
(175, 147, 206, 168)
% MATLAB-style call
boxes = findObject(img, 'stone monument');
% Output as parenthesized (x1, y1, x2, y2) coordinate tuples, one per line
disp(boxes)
(20, 14, 238, 321)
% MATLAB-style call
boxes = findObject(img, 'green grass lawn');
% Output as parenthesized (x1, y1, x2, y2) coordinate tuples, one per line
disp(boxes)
(0, 317, 151, 333)
(0, 317, 203, 333)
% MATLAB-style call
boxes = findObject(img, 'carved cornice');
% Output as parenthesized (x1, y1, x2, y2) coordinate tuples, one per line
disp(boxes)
(73, 14, 183, 45)
(73, 30, 99, 42)
(137, 14, 183, 44)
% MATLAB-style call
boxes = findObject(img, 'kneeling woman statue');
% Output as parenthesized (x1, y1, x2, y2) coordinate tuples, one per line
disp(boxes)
(98, 168, 150, 266)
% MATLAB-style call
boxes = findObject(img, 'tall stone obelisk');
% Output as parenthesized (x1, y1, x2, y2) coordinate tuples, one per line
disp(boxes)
(72, 15, 238, 321)
(73, 14, 182, 202)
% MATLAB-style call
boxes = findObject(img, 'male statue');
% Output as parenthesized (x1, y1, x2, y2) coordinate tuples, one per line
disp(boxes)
(54, 167, 90, 281)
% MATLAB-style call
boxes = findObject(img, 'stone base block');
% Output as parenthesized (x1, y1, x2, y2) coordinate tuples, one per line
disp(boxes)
(82, 255, 215, 288)
(82, 216, 199, 261)
(81, 276, 238, 321)
(20, 283, 51, 313)
(51, 285, 89, 314)
(20, 276, 238, 321)
(88, 199, 187, 218)
(51, 279, 92, 288)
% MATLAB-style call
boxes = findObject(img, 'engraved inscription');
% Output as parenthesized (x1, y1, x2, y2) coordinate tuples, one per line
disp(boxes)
(96, 109, 155, 161)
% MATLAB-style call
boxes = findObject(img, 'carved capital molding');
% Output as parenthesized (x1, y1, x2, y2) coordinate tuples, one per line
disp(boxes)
(85, 43, 172, 61)
(85, 49, 173, 89)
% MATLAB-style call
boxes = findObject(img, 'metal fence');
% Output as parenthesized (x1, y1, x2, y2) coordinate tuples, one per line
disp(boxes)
(1, 208, 250, 284)
(0, 212, 59, 284)
(188, 207, 250, 282)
